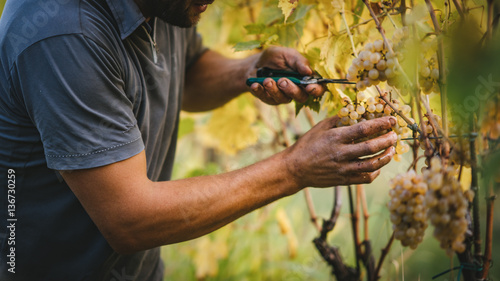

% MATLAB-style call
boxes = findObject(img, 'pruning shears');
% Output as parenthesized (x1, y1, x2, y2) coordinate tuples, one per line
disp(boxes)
(246, 67, 355, 86)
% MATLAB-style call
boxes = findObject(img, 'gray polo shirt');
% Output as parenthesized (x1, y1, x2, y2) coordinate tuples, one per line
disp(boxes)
(0, 0, 206, 279)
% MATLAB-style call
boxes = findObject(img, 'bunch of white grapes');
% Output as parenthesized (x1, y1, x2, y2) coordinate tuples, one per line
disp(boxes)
(388, 169, 428, 249)
(346, 28, 409, 91)
(419, 41, 440, 94)
(337, 92, 413, 161)
(423, 157, 474, 256)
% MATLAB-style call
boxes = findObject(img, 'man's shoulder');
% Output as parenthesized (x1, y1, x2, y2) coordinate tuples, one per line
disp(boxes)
(0, 0, 122, 70)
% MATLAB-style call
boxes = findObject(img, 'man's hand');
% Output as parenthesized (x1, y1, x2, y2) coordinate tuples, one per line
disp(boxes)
(283, 116, 398, 189)
(248, 46, 326, 105)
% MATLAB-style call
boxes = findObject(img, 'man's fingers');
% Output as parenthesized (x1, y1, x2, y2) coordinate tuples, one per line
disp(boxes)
(344, 131, 398, 159)
(262, 78, 293, 104)
(281, 48, 313, 76)
(277, 78, 308, 103)
(250, 83, 279, 105)
(345, 146, 395, 173)
(345, 170, 381, 185)
(304, 84, 326, 98)
(338, 116, 397, 142)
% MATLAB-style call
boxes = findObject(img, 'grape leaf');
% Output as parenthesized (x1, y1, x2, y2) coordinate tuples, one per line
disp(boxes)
(295, 95, 322, 115)
(287, 4, 314, 23)
(233, 40, 262, 52)
(352, 0, 365, 24)
(257, 1, 283, 25)
(278, 0, 298, 23)
(244, 23, 267, 35)
(204, 95, 258, 155)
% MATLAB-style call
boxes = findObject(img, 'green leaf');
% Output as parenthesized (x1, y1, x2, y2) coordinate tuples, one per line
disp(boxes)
(244, 23, 267, 35)
(352, 0, 365, 25)
(287, 4, 315, 24)
(257, 1, 283, 25)
(233, 40, 262, 52)
(295, 95, 322, 115)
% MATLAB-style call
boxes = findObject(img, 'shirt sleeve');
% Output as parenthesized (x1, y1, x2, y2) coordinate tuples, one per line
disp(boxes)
(184, 27, 207, 69)
(10, 34, 144, 170)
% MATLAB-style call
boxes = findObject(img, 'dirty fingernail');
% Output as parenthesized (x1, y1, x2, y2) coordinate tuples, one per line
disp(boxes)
(389, 116, 397, 126)
(279, 80, 288, 88)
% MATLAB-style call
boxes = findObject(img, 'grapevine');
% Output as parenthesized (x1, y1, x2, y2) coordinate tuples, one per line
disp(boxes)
(191, 0, 500, 279)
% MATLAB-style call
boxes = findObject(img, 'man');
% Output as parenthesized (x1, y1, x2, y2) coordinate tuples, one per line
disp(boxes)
(0, 0, 397, 280)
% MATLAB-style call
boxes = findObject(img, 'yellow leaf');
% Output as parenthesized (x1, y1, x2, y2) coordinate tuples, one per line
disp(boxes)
(204, 95, 258, 155)
(276, 208, 298, 259)
(193, 237, 219, 279)
(460, 167, 472, 191)
(192, 231, 230, 279)
(287, 231, 299, 259)
(276, 208, 292, 235)
(278, 0, 298, 23)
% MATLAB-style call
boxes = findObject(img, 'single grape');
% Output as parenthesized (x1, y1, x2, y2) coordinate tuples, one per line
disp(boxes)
(420, 66, 431, 78)
(368, 69, 380, 80)
(431, 68, 440, 80)
(356, 105, 366, 115)
(339, 107, 349, 117)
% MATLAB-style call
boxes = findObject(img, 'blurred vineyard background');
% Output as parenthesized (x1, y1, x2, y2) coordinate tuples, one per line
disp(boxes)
(1, 0, 499, 280)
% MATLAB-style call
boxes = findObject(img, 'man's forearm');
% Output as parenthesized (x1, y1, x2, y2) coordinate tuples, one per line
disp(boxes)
(64, 150, 299, 254)
(138, 150, 297, 250)
(183, 50, 259, 112)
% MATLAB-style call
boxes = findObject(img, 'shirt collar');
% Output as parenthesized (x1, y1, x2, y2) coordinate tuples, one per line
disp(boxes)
(105, 0, 146, 39)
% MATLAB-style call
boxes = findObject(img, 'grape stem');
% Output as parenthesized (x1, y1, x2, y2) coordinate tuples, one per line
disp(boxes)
(320, 186, 342, 240)
(401, 133, 479, 140)
(452, 0, 465, 17)
(358, 185, 370, 241)
(341, 2, 357, 57)
(419, 95, 456, 152)
(486, 0, 495, 42)
(375, 86, 421, 134)
(348, 186, 362, 278)
(400, 0, 407, 25)
(469, 118, 482, 271)
(481, 181, 496, 279)
(374, 232, 395, 280)
(338, 11, 401, 36)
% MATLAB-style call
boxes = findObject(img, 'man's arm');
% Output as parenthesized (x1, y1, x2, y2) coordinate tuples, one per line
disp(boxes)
(183, 47, 325, 112)
(61, 116, 397, 254)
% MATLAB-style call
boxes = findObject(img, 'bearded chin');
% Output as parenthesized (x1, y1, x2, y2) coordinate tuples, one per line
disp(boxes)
(149, 0, 195, 28)
(158, 10, 195, 28)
